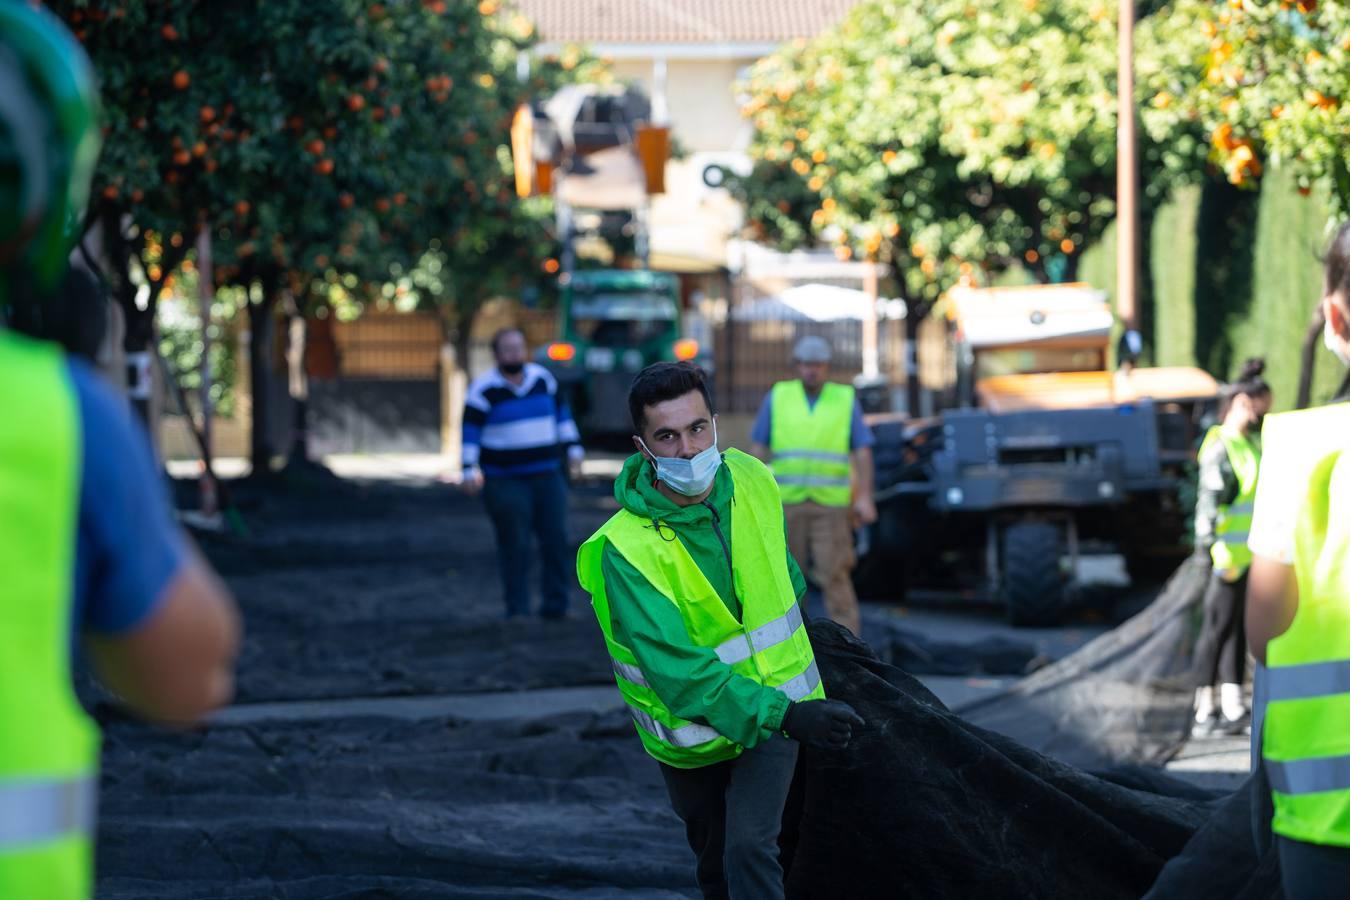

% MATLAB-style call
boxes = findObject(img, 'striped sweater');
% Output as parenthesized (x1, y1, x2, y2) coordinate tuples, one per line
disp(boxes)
(462, 363, 582, 478)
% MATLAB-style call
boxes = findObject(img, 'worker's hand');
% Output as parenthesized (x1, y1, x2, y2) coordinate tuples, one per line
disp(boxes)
(783, 699, 865, 750)
(461, 467, 484, 496)
(851, 496, 878, 528)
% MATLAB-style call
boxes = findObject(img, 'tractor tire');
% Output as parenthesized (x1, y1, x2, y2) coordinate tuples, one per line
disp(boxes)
(1002, 519, 1068, 627)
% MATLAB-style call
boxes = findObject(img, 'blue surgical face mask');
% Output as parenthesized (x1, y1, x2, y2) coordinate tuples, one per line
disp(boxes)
(639, 423, 722, 497)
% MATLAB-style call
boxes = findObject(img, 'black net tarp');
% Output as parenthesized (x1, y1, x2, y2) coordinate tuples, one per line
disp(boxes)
(93, 479, 1279, 898)
(96, 618, 1265, 899)
(953, 556, 1213, 769)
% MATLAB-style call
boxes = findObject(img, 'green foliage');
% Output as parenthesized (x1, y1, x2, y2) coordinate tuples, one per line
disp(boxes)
(48, 0, 588, 330)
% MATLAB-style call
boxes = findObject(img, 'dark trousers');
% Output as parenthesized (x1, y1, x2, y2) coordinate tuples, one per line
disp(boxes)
(1279, 835, 1350, 899)
(659, 736, 799, 900)
(481, 469, 570, 618)
(1194, 571, 1249, 687)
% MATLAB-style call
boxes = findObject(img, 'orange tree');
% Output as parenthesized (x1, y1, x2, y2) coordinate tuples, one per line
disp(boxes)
(732, 0, 1172, 309)
(1138, 0, 1347, 208)
(50, 1, 574, 464)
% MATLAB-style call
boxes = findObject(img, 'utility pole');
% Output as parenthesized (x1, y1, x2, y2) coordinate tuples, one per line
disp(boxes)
(1116, 0, 1142, 367)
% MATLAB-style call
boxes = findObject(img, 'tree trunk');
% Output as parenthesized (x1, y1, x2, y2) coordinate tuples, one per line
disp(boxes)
(905, 302, 923, 418)
(1296, 304, 1326, 410)
(247, 286, 279, 478)
(285, 302, 311, 467)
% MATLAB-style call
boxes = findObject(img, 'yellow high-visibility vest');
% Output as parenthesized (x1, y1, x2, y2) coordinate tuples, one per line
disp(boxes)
(769, 380, 853, 507)
(1198, 425, 1260, 578)
(0, 333, 99, 899)
(577, 450, 825, 768)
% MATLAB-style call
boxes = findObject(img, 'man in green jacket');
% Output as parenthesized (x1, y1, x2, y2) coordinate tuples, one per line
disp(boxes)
(577, 362, 863, 900)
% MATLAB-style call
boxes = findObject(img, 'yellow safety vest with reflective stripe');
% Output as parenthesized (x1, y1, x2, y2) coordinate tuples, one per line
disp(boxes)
(1264, 442, 1350, 847)
(1199, 425, 1261, 578)
(0, 333, 99, 899)
(577, 449, 826, 769)
(769, 380, 854, 507)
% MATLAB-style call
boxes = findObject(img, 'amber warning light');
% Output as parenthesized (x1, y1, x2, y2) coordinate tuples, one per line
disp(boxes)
(673, 339, 700, 361)
(547, 342, 577, 362)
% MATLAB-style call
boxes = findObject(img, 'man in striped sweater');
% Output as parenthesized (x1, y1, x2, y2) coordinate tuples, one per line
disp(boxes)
(462, 328, 584, 619)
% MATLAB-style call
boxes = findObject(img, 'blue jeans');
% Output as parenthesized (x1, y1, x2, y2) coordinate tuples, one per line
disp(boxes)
(481, 469, 571, 618)
(659, 736, 799, 900)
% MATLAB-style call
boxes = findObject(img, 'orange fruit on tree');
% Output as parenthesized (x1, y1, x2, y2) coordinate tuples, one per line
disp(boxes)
(234, 200, 250, 217)
(192, 141, 207, 158)
(375, 197, 391, 213)
(200, 106, 216, 123)
(1060, 238, 1075, 254)
(102, 185, 119, 200)
(314, 158, 335, 175)
(347, 94, 366, 111)
(306, 139, 325, 155)
(393, 192, 407, 205)
(323, 127, 337, 140)
(161, 24, 178, 41)
(131, 189, 144, 203)
(172, 70, 190, 90)
(172, 149, 191, 165)
(204, 158, 218, 173)
(339, 192, 355, 209)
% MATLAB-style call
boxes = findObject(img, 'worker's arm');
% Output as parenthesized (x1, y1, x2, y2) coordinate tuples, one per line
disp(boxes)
(461, 380, 489, 493)
(1246, 554, 1298, 666)
(69, 361, 240, 724)
(1194, 438, 1236, 553)
(849, 400, 877, 525)
(786, 516, 807, 602)
(602, 544, 789, 746)
(747, 392, 773, 462)
(85, 553, 240, 724)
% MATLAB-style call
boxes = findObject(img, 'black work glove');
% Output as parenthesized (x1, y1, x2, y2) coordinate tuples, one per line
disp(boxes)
(783, 699, 865, 750)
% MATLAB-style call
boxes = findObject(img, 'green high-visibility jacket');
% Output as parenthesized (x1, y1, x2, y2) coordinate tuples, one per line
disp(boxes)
(578, 450, 819, 768)
(1263, 407, 1350, 847)
(769, 380, 854, 507)
(0, 332, 99, 899)
(1198, 425, 1260, 578)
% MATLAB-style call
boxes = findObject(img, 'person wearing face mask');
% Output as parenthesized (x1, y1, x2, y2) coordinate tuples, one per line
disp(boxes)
(1189, 358, 1272, 737)
(749, 335, 876, 637)
(461, 328, 584, 620)
(1244, 221, 1350, 898)
(576, 362, 864, 900)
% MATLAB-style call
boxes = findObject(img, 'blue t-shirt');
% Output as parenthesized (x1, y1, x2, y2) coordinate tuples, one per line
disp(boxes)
(67, 360, 185, 637)
(750, 385, 875, 451)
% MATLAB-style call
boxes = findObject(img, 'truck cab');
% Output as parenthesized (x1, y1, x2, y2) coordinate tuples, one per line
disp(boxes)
(536, 269, 710, 436)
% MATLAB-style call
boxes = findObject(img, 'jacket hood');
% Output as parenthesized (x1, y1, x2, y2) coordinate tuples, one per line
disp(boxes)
(613, 451, 730, 526)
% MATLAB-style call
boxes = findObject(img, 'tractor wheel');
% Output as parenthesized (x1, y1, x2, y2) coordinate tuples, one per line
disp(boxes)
(1002, 519, 1068, 627)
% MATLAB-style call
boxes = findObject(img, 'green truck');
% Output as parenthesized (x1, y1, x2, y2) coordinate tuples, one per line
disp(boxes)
(535, 269, 710, 436)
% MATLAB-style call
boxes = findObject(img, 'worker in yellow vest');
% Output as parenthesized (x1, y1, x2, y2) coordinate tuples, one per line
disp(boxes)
(578, 362, 863, 900)
(0, 9, 241, 898)
(1190, 359, 1271, 737)
(750, 335, 876, 637)
(1247, 221, 1350, 897)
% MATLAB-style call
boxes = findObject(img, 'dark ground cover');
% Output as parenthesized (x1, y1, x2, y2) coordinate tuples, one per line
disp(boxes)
(91, 474, 1276, 898)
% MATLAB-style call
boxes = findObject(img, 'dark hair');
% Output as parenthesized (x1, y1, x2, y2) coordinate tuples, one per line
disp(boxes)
(628, 362, 714, 432)
(491, 327, 524, 355)
(1220, 357, 1270, 416)
(1326, 221, 1350, 303)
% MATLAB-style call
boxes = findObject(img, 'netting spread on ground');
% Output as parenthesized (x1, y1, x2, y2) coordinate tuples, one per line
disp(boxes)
(92, 479, 1279, 898)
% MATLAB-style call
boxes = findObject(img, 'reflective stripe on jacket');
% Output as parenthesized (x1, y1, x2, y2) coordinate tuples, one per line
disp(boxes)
(1264, 423, 1350, 847)
(769, 380, 853, 507)
(578, 449, 825, 768)
(0, 333, 99, 899)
